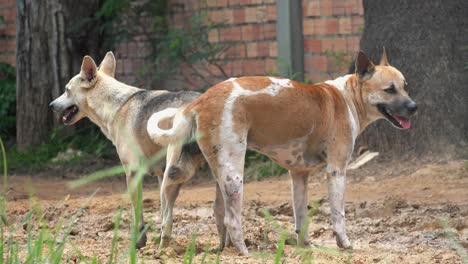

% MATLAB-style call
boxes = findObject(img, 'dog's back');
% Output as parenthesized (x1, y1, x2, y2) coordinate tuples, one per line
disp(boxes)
(112, 90, 202, 176)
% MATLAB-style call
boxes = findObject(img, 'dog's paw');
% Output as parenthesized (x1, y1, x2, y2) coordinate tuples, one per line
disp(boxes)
(135, 233, 148, 249)
(335, 236, 352, 250)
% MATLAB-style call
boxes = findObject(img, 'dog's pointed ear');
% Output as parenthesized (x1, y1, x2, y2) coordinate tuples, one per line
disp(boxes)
(355, 51, 375, 81)
(379, 47, 390, 66)
(99, 51, 116, 78)
(80, 56, 97, 82)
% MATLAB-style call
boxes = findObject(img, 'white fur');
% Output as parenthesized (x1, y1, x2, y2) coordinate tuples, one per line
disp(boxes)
(325, 74, 352, 91)
(325, 74, 359, 157)
(147, 107, 188, 145)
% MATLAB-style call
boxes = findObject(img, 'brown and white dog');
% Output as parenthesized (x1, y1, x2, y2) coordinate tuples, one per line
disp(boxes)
(147, 49, 417, 254)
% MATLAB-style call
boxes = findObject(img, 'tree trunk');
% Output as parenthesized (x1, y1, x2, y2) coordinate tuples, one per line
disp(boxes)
(357, 0, 468, 158)
(16, 0, 101, 150)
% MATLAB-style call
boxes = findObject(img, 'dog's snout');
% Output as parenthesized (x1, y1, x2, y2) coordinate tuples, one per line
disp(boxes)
(49, 102, 55, 110)
(405, 100, 417, 114)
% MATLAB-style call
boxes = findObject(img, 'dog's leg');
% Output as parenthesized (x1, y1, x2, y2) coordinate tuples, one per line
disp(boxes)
(326, 141, 352, 250)
(290, 170, 311, 246)
(159, 179, 182, 249)
(125, 170, 147, 249)
(159, 143, 184, 248)
(217, 141, 248, 255)
(213, 182, 232, 249)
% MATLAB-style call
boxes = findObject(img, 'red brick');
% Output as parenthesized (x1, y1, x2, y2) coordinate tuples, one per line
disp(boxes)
(226, 43, 246, 58)
(230, 60, 242, 76)
(265, 58, 277, 74)
(207, 0, 228, 7)
(321, 38, 346, 53)
(249, 0, 263, 5)
(320, 0, 332, 16)
(241, 25, 254, 41)
(326, 18, 339, 34)
(314, 19, 327, 35)
(244, 7, 258, 23)
(304, 55, 327, 72)
(263, 23, 276, 39)
(252, 24, 264, 39)
(338, 17, 352, 34)
(266, 5, 276, 21)
(346, 36, 360, 52)
(304, 38, 322, 53)
(242, 60, 264, 75)
(228, 0, 242, 6)
(304, 72, 327, 83)
(219, 26, 241, 42)
(351, 16, 364, 33)
(233, 8, 245, 24)
(304, 0, 320, 17)
(269, 41, 278, 57)
(303, 19, 315, 35)
(257, 41, 269, 57)
(332, 0, 345, 15)
(246, 42, 257, 57)
(5, 39, 15, 53)
(5, 9, 15, 22)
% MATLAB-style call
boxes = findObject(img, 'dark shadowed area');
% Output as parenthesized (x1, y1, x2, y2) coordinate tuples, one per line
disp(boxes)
(356, 0, 468, 157)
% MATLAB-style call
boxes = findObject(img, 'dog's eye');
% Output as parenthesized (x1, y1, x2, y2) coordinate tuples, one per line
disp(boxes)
(384, 85, 397, 94)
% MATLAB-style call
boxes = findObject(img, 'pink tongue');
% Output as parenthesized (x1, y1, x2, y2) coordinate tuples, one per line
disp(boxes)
(393, 115, 412, 129)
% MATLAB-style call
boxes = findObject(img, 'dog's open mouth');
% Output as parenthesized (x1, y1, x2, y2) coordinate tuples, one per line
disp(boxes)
(377, 104, 412, 129)
(62, 105, 79, 124)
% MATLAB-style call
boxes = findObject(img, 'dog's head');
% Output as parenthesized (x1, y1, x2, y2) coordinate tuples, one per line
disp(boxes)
(49, 52, 116, 125)
(355, 48, 417, 129)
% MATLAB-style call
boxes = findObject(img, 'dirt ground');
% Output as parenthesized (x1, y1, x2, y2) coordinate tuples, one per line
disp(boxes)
(3, 159, 468, 263)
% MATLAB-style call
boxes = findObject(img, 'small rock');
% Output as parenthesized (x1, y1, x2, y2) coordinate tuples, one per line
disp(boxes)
(69, 229, 79, 236)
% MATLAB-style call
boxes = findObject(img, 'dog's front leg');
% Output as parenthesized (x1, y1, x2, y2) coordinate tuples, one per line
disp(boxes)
(125, 170, 147, 249)
(290, 170, 311, 246)
(326, 165, 351, 249)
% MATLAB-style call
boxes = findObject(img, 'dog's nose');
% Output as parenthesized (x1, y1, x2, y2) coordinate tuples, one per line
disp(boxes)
(49, 102, 55, 111)
(405, 101, 417, 114)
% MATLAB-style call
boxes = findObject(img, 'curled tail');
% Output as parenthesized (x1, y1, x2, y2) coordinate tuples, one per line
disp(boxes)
(147, 107, 193, 146)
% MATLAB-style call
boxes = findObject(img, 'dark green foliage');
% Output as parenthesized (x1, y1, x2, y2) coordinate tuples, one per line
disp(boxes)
(6, 126, 115, 172)
(245, 151, 287, 181)
(0, 63, 16, 137)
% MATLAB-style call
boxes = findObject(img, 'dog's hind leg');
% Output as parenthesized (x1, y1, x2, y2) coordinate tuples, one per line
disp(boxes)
(159, 143, 186, 248)
(213, 182, 233, 249)
(125, 170, 147, 249)
(290, 170, 311, 246)
(205, 137, 248, 255)
(159, 179, 182, 249)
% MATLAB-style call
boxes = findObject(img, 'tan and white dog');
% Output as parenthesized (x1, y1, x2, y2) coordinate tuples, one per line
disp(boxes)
(147, 50, 417, 254)
(50, 52, 205, 248)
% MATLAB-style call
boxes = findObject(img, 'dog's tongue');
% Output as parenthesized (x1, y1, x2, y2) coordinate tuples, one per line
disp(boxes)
(394, 115, 412, 129)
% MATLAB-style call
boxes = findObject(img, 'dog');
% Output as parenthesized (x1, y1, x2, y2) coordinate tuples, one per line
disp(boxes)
(49, 52, 205, 248)
(147, 49, 417, 255)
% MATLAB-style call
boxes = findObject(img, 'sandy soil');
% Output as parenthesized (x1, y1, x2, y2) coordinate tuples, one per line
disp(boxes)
(3, 159, 468, 263)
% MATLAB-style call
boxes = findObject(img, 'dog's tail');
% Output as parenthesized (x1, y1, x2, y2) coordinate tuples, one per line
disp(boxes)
(147, 107, 193, 146)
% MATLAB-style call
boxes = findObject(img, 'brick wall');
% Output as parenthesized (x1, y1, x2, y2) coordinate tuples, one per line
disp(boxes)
(303, 0, 364, 82)
(0, 0, 364, 87)
(0, 0, 16, 66)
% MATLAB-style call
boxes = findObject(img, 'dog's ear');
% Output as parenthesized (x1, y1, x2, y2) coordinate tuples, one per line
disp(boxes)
(379, 47, 390, 66)
(80, 56, 97, 83)
(99, 51, 116, 78)
(355, 51, 375, 81)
